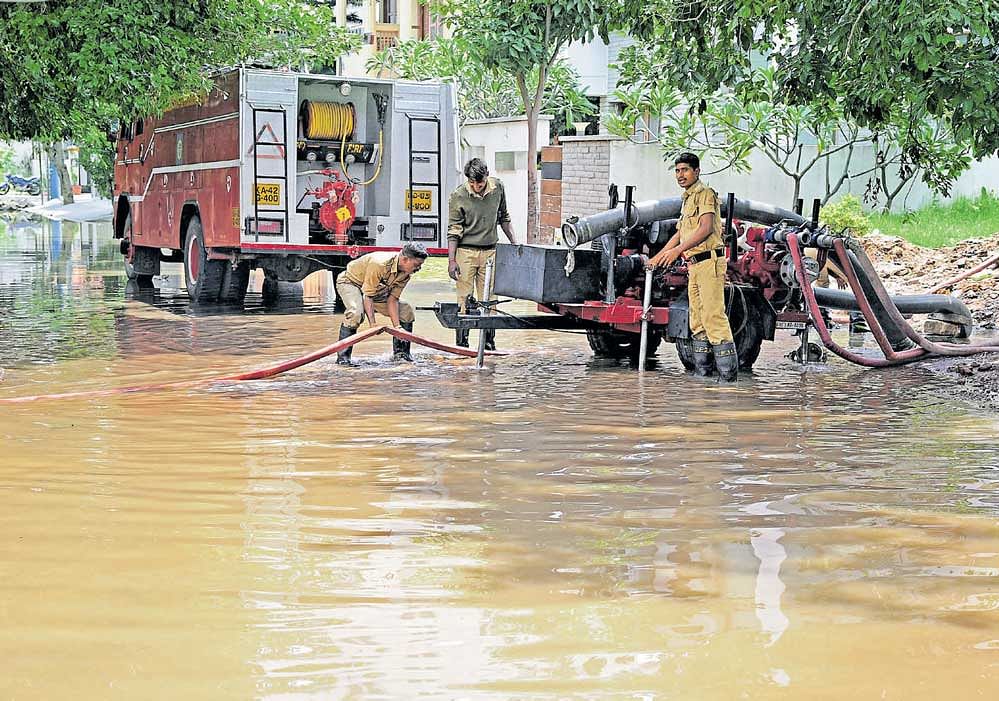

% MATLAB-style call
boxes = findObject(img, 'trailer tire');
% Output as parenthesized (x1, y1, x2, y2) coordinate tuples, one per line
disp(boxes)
(675, 338, 696, 371)
(220, 262, 250, 304)
(183, 216, 225, 304)
(587, 329, 661, 360)
(674, 289, 765, 371)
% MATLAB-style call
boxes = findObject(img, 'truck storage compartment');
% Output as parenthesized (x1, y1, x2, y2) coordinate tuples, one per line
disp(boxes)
(492, 243, 602, 304)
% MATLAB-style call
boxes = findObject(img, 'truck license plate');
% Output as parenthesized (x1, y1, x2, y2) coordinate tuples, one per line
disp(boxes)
(255, 183, 281, 206)
(776, 320, 808, 330)
(405, 189, 432, 211)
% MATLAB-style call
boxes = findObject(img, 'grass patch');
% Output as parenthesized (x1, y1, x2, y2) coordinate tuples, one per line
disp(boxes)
(869, 189, 999, 248)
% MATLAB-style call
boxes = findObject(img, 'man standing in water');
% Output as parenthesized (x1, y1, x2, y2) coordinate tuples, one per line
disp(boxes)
(647, 152, 738, 381)
(447, 157, 519, 349)
(334, 243, 428, 365)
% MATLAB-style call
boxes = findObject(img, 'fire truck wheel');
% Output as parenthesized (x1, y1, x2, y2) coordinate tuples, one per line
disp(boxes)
(586, 329, 661, 360)
(220, 262, 250, 304)
(122, 213, 157, 286)
(183, 216, 225, 304)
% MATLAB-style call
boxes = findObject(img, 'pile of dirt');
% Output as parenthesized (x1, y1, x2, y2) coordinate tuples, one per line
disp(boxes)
(859, 232, 999, 329)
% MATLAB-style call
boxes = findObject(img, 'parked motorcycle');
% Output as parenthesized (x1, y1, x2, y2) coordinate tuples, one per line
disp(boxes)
(0, 173, 41, 196)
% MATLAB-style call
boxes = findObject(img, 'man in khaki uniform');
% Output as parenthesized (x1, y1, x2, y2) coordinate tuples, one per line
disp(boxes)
(447, 158, 519, 349)
(648, 152, 738, 381)
(334, 243, 427, 365)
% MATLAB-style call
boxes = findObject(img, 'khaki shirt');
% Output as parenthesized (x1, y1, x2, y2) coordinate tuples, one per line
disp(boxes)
(678, 179, 724, 257)
(342, 251, 411, 301)
(447, 176, 511, 247)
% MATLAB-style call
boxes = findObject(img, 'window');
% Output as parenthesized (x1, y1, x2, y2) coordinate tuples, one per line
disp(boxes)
(495, 151, 527, 171)
(378, 0, 397, 24)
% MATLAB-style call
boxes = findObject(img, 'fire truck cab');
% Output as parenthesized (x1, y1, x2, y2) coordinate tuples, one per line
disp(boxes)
(113, 67, 460, 304)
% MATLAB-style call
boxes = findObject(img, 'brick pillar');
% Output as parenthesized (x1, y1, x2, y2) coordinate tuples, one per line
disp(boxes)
(561, 138, 613, 235)
(539, 145, 562, 245)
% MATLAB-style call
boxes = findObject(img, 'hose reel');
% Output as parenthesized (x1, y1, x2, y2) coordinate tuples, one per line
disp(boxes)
(301, 100, 355, 140)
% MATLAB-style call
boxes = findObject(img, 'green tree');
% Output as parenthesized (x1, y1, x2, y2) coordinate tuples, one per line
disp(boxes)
(608, 67, 870, 208)
(614, 1, 998, 170)
(0, 0, 359, 203)
(434, 0, 615, 242)
(367, 38, 594, 133)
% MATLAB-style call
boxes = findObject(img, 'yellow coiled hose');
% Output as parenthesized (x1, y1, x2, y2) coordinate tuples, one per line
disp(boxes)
(301, 99, 384, 186)
(302, 100, 355, 140)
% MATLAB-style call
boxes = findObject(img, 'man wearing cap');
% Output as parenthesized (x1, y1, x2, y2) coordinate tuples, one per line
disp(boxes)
(447, 157, 519, 349)
(648, 152, 738, 381)
(334, 242, 428, 365)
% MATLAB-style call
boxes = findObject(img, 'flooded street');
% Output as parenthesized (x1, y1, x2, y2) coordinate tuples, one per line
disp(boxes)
(2, 214, 998, 699)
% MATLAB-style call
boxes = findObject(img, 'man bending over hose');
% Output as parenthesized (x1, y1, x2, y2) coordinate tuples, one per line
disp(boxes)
(334, 242, 428, 365)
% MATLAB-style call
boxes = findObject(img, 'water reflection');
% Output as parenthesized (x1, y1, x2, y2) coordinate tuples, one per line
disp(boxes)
(1, 214, 999, 699)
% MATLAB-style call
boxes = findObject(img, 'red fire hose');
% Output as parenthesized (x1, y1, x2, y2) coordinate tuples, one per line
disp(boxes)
(787, 234, 999, 367)
(0, 325, 505, 404)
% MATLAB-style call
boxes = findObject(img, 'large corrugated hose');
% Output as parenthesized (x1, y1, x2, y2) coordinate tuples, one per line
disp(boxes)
(301, 100, 355, 140)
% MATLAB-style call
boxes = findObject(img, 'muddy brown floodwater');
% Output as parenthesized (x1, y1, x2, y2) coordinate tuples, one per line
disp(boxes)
(2, 215, 998, 699)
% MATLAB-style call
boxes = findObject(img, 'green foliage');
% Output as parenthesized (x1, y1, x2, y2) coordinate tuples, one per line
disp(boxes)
(869, 189, 999, 248)
(608, 63, 972, 210)
(0, 0, 360, 189)
(613, 1, 999, 165)
(0, 144, 16, 176)
(367, 38, 594, 128)
(821, 195, 872, 237)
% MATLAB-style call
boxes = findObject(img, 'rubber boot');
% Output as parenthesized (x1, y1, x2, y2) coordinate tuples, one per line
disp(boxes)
(455, 328, 470, 348)
(483, 328, 497, 352)
(713, 340, 739, 382)
(692, 338, 714, 377)
(393, 321, 414, 362)
(336, 325, 358, 365)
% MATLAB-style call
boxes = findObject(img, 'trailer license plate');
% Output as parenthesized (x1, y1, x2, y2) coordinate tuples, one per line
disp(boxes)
(776, 320, 808, 330)
(255, 183, 281, 206)
(405, 189, 432, 211)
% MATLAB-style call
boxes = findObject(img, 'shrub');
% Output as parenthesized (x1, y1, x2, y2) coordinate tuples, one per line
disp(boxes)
(821, 194, 872, 237)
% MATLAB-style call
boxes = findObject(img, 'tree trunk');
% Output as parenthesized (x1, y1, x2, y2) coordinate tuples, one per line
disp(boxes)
(45, 141, 74, 204)
(526, 104, 540, 243)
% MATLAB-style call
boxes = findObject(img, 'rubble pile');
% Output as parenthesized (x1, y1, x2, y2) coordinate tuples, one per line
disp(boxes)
(0, 194, 38, 211)
(859, 232, 999, 329)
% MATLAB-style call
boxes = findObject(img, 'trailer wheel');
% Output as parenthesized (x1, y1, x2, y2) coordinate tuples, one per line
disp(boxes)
(122, 212, 157, 287)
(675, 338, 696, 371)
(219, 262, 250, 304)
(183, 216, 225, 304)
(586, 329, 661, 360)
(673, 290, 765, 371)
(728, 288, 765, 370)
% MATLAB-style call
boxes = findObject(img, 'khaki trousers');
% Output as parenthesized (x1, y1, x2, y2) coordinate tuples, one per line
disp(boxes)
(335, 275, 414, 329)
(455, 247, 496, 312)
(688, 256, 734, 344)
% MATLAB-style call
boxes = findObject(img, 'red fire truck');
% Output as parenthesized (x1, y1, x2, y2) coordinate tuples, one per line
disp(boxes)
(113, 67, 460, 304)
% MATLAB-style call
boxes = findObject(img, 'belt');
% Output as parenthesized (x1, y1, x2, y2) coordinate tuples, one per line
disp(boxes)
(457, 243, 496, 250)
(686, 247, 725, 264)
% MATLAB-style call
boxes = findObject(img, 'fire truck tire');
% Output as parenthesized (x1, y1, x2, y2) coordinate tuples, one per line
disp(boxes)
(261, 276, 303, 306)
(586, 329, 661, 360)
(220, 262, 250, 304)
(122, 213, 157, 286)
(183, 217, 225, 304)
